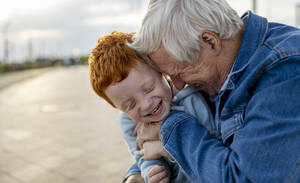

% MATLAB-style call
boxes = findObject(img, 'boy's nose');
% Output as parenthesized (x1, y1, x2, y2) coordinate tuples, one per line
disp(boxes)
(140, 97, 153, 115)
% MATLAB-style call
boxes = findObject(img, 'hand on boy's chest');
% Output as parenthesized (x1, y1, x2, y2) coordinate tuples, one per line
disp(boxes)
(135, 121, 161, 150)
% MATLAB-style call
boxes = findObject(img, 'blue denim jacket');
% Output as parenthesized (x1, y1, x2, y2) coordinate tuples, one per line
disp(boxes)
(159, 11, 300, 183)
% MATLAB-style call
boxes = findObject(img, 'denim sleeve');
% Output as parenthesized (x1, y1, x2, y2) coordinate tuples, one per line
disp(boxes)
(175, 87, 215, 135)
(160, 70, 300, 183)
(123, 163, 141, 183)
(119, 112, 172, 182)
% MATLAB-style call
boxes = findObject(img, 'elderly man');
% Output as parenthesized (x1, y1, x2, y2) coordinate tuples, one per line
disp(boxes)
(125, 0, 300, 182)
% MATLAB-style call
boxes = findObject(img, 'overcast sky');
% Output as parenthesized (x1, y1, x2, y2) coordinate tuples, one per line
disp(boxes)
(0, 0, 299, 62)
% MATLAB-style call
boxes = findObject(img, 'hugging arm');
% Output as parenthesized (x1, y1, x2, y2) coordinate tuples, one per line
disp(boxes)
(119, 112, 171, 182)
(123, 164, 143, 183)
(157, 72, 300, 182)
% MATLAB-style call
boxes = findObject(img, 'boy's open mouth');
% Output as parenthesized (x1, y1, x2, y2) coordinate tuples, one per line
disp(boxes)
(147, 100, 163, 117)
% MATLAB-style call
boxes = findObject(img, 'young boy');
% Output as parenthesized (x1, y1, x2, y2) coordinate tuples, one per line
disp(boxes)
(88, 31, 214, 183)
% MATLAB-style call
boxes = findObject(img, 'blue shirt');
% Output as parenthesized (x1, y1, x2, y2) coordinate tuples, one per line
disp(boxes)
(159, 11, 300, 182)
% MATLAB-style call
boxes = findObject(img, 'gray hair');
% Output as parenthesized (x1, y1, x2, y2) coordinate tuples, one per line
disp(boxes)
(128, 0, 244, 63)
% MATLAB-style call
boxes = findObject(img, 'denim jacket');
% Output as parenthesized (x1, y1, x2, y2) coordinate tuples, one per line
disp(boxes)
(120, 86, 214, 182)
(159, 11, 300, 183)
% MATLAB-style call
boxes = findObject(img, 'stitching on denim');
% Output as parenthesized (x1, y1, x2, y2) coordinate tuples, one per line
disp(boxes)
(164, 143, 196, 181)
(266, 55, 300, 72)
(222, 105, 246, 116)
(265, 40, 300, 69)
(162, 113, 196, 180)
(287, 160, 300, 183)
(163, 114, 192, 144)
(222, 124, 242, 142)
(221, 112, 244, 142)
(265, 38, 300, 58)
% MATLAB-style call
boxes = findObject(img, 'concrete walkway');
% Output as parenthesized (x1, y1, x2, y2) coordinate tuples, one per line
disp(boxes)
(0, 66, 134, 183)
(0, 68, 54, 90)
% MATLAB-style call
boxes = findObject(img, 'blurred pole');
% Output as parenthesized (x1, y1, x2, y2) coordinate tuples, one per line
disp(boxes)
(10, 43, 16, 62)
(297, 3, 300, 27)
(2, 23, 10, 63)
(252, 0, 257, 13)
(266, 0, 272, 20)
(28, 38, 33, 61)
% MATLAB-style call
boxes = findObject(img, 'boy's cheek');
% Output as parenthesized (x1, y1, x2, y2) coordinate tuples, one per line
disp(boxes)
(126, 111, 138, 122)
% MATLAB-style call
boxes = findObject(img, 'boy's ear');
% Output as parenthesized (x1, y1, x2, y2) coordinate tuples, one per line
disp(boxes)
(199, 30, 222, 54)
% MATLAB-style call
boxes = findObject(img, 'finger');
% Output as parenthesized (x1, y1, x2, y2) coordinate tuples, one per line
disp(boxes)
(159, 177, 170, 183)
(140, 149, 144, 156)
(133, 123, 143, 136)
(125, 174, 145, 183)
(140, 123, 160, 140)
(133, 126, 138, 136)
(148, 165, 165, 177)
(148, 169, 168, 183)
(143, 141, 164, 160)
(136, 136, 144, 150)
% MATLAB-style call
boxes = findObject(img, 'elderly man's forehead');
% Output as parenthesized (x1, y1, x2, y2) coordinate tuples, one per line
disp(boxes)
(139, 54, 162, 73)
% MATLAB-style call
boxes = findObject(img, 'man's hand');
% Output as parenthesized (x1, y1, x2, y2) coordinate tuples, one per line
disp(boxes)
(125, 174, 145, 183)
(141, 140, 172, 160)
(133, 122, 142, 136)
(147, 165, 170, 183)
(136, 122, 161, 150)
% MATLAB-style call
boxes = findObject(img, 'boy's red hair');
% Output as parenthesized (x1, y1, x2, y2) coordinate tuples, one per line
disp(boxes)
(88, 31, 144, 107)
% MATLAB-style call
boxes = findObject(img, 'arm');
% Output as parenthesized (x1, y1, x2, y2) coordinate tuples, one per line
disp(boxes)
(123, 163, 144, 183)
(158, 111, 250, 182)
(141, 60, 300, 182)
(125, 174, 145, 183)
(159, 73, 300, 182)
(172, 86, 215, 135)
(119, 112, 171, 182)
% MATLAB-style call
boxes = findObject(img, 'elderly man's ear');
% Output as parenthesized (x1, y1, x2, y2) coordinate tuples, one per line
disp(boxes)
(199, 30, 222, 55)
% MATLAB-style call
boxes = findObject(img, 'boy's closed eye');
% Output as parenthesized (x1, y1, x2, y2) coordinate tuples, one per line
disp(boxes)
(143, 81, 155, 94)
(122, 100, 136, 112)
(144, 85, 154, 94)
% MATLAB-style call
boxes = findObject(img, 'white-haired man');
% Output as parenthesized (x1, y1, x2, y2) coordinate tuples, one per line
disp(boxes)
(125, 0, 300, 182)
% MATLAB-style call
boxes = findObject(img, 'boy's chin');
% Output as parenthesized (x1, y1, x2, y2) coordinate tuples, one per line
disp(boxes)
(152, 107, 170, 123)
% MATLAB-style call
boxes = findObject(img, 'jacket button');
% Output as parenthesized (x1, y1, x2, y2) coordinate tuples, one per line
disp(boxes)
(160, 130, 165, 141)
(160, 134, 164, 141)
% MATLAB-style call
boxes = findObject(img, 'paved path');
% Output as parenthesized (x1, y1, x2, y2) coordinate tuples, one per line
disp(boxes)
(0, 68, 53, 90)
(0, 66, 133, 183)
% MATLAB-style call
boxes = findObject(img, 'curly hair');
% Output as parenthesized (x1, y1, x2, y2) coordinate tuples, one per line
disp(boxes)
(88, 31, 145, 107)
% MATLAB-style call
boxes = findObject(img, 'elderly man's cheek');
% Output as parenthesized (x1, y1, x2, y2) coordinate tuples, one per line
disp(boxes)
(170, 75, 186, 90)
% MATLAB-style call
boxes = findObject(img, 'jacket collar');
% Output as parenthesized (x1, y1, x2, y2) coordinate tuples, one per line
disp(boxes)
(222, 11, 268, 90)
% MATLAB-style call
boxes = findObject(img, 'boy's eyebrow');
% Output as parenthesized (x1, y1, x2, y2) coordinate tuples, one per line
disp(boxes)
(141, 81, 148, 89)
(141, 79, 153, 89)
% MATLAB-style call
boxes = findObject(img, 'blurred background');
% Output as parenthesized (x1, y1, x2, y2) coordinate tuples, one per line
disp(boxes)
(0, 0, 299, 183)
